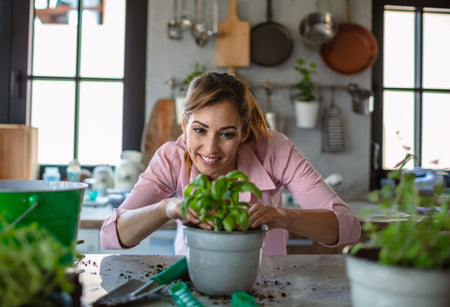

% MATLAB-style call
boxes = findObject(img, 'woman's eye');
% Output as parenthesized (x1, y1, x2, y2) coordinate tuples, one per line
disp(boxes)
(220, 132, 236, 138)
(193, 127, 206, 134)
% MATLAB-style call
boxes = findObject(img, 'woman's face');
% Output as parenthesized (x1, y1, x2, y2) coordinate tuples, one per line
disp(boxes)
(182, 100, 248, 180)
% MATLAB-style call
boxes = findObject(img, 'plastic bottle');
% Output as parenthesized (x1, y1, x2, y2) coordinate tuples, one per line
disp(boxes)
(43, 167, 61, 181)
(66, 158, 81, 182)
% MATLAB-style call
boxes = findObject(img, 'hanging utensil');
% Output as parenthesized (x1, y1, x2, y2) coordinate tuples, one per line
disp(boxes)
(322, 87, 345, 152)
(320, 0, 378, 75)
(263, 82, 284, 132)
(348, 83, 374, 115)
(168, 0, 182, 40)
(215, 0, 250, 70)
(299, 0, 337, 47)
(250, 0, 294, 66)
(179, 0, 192, 30)
(191, 0, 209, 46)
(207, 0, 220, 38)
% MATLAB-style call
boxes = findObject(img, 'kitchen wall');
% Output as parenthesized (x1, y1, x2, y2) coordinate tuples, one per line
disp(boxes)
(146, 0, 374, 201)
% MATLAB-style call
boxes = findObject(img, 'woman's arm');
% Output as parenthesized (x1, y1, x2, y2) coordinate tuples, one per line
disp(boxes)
(116, 197, 213, 248)
(116, 198, 176, 247)
(248, 205, 339, 245)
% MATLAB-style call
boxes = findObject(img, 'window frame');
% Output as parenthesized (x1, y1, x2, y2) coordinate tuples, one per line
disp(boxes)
(370, 0, 450, 189)
(0, 0, 147, 173)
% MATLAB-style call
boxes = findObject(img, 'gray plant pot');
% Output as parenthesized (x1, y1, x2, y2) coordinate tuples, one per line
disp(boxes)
(346, 252, 450, 307)
(182, 224, 267, 295)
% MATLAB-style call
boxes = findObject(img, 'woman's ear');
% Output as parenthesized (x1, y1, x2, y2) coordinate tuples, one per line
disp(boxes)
(240, 126, 250, 143)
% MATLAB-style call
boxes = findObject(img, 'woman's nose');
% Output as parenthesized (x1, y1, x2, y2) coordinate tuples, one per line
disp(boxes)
(204, 134, 219, 153)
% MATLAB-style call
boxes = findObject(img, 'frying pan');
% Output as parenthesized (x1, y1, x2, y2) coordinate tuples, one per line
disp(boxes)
(250, 0, 293, 66)
(320, 0, 378, 75)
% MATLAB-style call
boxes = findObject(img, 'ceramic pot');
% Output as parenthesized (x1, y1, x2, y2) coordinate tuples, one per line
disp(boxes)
(182, 224, 267, 295)
(346, 252, 450, 307)
(294, 100, 320, 128)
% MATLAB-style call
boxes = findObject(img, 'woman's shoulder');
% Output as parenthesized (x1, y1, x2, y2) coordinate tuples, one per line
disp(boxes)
(255, 129, 295, 152)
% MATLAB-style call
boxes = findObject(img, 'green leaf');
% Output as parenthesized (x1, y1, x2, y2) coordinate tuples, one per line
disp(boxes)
(238, 182, 262, 199)
(180, 196, 191, 218)
(225, 170, 248, 181)
(223, 216, 236, 232)
(191, 173, 209, 189)
(211, 176, 227, 201)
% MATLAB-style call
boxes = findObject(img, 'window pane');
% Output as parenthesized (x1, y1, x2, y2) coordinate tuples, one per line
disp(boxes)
(30, 81, 75, 164)
(423, 11, 450, 89)
(384, 11, 415, 88)
(383, 91, 414, 169)
(422, 93, 450, 168)
(78, 82, 123, 165)
(33, 2, 78, 76)
(80, 0, 126, 78)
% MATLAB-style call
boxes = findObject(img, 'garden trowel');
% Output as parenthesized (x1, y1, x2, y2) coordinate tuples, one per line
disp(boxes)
(93, 257, 188, 306)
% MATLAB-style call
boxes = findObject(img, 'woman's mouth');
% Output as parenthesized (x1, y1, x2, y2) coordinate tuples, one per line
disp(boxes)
(199, 154, 221, 165)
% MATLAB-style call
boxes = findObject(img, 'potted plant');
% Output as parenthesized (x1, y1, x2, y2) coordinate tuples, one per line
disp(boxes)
(180, 170, 267, 296)
(292, 58, 320, 128)
(345, 154, 450, 307)
(0, 219, 82, 306)
(175, 63, 207, 124)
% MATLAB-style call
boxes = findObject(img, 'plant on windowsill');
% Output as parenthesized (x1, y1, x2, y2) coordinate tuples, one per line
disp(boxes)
(345, 154, 450, 307)
(292, 58, 320, 128)
(179, 170, 268, 296)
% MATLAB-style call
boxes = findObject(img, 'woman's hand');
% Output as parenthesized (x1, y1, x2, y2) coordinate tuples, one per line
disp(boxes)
(248, 203, 287, 230)
(165, 198, 213, 230)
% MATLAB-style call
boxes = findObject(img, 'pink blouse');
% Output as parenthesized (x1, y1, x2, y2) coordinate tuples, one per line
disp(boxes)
(100, 130, 361, 255)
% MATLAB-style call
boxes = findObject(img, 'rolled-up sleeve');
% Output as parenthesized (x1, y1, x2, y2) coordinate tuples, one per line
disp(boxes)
(263, 131, 361, 247)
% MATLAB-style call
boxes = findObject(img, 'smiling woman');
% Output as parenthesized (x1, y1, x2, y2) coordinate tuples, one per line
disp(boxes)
(99, 72, 361, 257)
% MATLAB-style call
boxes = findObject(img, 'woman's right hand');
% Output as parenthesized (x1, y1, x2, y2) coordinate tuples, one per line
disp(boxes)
(165, 198, 213, 230)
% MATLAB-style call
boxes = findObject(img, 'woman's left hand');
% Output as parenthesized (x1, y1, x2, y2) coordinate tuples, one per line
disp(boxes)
(248, 203, 287, 230)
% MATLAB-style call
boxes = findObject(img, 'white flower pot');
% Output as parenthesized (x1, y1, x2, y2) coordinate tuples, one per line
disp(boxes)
(294, 100, 320, 128)
(346, 252, 450, 307)
(182, 224, 267, 295)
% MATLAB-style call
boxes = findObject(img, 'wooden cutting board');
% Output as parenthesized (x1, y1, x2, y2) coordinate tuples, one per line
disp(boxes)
(141, 99, 182, 168)
(215, 0, 250, 68)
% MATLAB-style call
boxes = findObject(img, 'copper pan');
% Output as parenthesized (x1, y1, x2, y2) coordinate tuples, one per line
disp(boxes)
(320, 0, 378, 75)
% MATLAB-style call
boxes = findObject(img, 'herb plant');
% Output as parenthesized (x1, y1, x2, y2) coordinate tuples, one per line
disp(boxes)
(179, 63, 207, 94)
(293, 58, 317, 102)
(0, 218, 80, 306)
(180, 170, 262, 232)
(351, 154, 450, 269)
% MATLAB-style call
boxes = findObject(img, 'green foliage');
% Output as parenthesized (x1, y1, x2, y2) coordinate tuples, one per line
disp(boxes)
(0, 217, 81, 306)
(351, 154, 450, 269)
(180, 170, 262, 232)
(179, 63, 207, 94)
(293, 58, 317, 102)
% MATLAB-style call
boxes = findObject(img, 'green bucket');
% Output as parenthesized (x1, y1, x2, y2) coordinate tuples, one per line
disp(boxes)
(0, 180, 87, 247)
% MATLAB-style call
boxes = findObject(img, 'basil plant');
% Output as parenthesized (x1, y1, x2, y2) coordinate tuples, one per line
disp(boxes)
(180, 170, 262, 232)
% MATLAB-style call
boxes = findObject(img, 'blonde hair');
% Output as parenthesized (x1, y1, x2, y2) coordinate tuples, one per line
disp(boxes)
(182, 72, 270, 173)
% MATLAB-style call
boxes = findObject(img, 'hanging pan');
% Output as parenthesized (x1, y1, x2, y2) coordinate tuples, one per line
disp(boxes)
(250, 0, 294, 66)
(320, 0, 378, 75)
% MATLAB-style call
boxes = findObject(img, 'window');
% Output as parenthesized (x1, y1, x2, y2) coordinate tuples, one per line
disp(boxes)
(371, 0, 450, 189)
(0, 0, 147, 169)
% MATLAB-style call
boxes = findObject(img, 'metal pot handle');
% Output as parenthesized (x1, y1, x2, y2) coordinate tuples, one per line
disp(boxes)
(10, 194, 39, 228)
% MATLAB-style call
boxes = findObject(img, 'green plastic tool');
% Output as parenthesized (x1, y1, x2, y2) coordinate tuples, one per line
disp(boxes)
(94, 257, 188, 306)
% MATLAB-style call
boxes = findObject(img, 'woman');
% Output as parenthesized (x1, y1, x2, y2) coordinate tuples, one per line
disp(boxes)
(100, 72, 361, 255)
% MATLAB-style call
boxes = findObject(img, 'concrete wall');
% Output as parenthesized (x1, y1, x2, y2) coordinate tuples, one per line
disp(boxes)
(146, 0, 374, 201)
